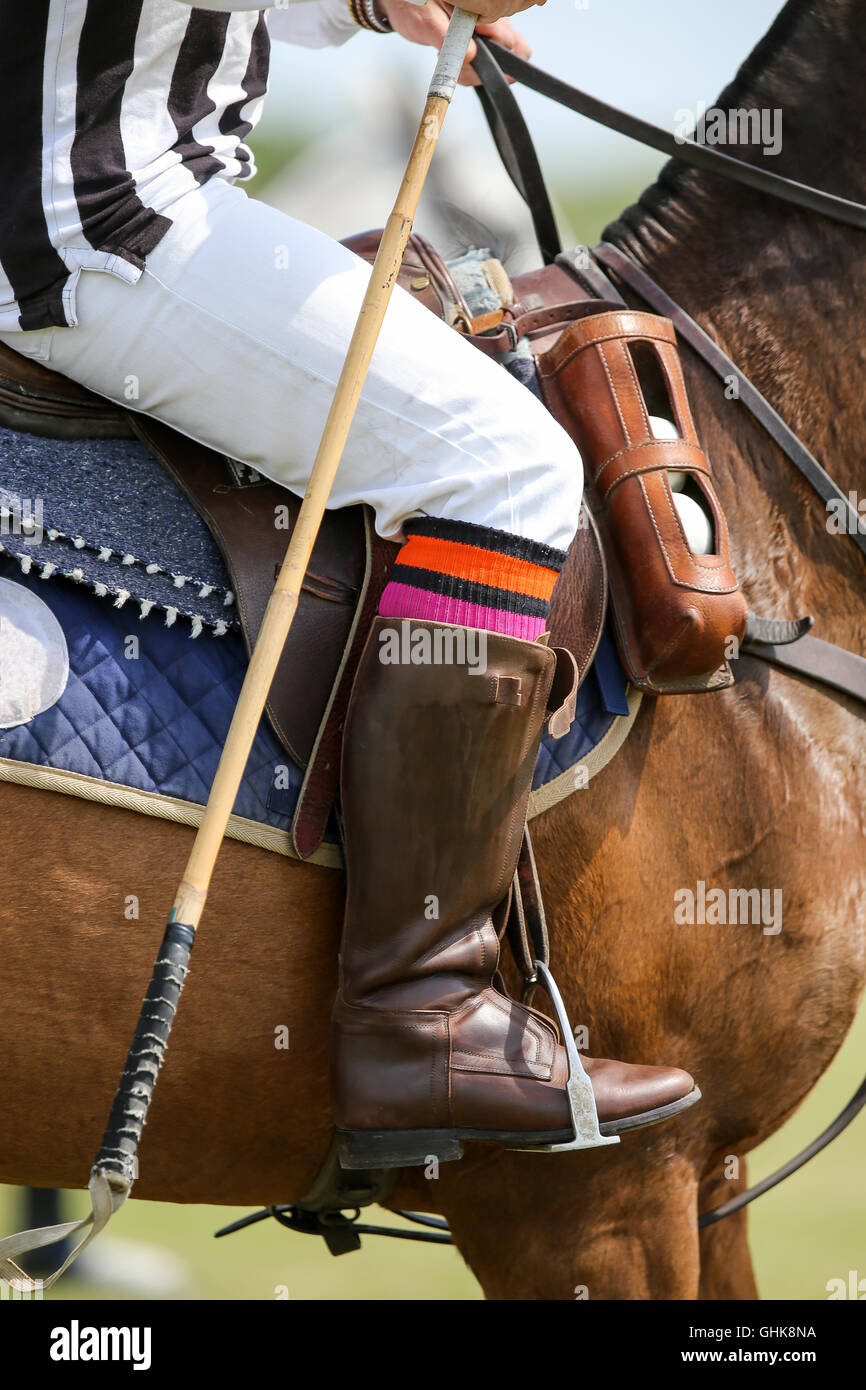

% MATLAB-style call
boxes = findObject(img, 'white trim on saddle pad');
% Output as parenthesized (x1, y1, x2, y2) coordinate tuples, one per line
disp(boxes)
(0, 757, 342, 869)
(0, 687, 642, 868)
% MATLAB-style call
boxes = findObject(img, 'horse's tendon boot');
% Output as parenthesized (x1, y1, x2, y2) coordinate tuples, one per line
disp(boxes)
(331, 616, 699, 1169)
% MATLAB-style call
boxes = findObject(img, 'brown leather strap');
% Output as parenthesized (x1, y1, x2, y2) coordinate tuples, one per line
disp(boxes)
(408, 231, 474, 327)
(505, 828, 553, 984)
(516, 826, 549, 967)
(292, 521, 398, 858)
(506, 869, 533, 981)
(464, 296, 625, 356)
(594, 440, 710, 504)
(341, 229, 473, 330)
(506, 826, 551, 999)
(739, 633, 866, 706)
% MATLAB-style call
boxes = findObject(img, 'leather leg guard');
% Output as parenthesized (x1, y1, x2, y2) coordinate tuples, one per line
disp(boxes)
(537, 310, 748, 694)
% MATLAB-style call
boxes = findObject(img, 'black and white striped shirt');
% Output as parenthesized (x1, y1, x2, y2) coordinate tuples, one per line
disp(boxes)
(0, 1, 358, 332)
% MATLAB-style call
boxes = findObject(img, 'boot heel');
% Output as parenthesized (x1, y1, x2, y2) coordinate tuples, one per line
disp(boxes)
(337, 1129, 464, 1170)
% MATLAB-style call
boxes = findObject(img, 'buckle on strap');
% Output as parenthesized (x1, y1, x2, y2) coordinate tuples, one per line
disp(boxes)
(508, 961, 619, 1153)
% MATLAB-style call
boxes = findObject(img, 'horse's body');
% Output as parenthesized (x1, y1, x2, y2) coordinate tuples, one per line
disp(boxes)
(1, 0, 864, 1299)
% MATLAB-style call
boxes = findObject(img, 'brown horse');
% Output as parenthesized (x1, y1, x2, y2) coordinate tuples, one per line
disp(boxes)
(1, 0, 864, 1299)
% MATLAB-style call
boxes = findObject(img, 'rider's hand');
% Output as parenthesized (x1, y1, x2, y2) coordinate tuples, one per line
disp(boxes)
(377, 0, 534, 86)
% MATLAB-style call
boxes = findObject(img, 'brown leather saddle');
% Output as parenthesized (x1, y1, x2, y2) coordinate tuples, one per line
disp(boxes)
(0, 235, 609, 857)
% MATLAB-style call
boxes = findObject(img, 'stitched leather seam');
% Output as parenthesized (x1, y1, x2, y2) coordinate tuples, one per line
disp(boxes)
(449, 1039, 550, 1060)
(451, 991, 544, 1065)
(450, 1058, 551, 1078)
(591, 438, 707, 483)
(636, 473, 738, 592)
(639, 470, 687, 584)
(597, 342, 632, 447)
(599, 461, 711, 506)
(595, 449, 712, 503)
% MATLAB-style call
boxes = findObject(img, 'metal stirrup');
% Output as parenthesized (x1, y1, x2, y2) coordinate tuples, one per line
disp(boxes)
(508, 961, 619, 1152)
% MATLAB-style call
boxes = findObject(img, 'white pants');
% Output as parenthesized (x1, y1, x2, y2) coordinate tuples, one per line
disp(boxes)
(0, 179, 583, 551)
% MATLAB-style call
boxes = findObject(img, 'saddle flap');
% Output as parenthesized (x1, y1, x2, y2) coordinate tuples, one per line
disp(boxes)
(130, 416, 369, 770)
(548, 501, 607, 683)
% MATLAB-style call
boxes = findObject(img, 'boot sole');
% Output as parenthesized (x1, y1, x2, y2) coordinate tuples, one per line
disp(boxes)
(337, 1086, 702, 1168)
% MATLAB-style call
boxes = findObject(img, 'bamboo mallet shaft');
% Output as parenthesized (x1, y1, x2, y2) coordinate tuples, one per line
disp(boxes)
(171, 10, 479, 930)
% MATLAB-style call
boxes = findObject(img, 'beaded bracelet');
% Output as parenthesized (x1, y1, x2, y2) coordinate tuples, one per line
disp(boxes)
(348, 0, 393, 32)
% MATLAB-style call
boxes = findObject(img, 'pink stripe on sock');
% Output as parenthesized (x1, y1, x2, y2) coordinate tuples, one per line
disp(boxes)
(379, 581, 546, 641)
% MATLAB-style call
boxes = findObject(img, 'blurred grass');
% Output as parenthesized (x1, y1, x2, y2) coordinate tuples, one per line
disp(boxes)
(745, 1001, 866, 1301)
(2, 1003, 862, 1301)
(244, 126, 651, 253)
(554, 184, 643, 249)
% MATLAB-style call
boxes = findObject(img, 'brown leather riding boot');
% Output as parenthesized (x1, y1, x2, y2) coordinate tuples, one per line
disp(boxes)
(332, 617, 698, 1168)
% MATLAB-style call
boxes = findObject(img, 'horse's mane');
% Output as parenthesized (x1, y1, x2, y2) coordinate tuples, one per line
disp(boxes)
(603, 0, 825, 243)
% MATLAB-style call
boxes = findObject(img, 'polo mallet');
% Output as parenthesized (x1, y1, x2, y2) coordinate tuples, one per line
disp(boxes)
(0, 8, 479, 1291)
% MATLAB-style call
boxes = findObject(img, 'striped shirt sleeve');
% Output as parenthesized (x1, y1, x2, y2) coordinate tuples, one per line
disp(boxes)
(174, 0, 361, 50)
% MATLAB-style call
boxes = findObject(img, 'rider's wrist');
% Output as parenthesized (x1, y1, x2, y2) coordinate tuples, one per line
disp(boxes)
(347, 0, 394, 32)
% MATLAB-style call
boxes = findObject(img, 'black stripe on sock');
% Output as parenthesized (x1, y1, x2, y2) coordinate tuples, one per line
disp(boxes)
(167, 10, 232, 186)
(403, 515, 567, 570)
(71, 0, 172, 266)
(389, 564, 551, 619)
(0, 1, 71, 328)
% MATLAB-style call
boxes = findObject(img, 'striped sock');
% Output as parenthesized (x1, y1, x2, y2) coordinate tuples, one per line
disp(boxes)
(378, 516, 566, 642)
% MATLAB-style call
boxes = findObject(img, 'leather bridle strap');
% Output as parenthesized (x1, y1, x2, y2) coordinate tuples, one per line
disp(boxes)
(472, 40, 562, 263)
(698, 1073, 866, 1229)
(593, 241, 866, 562)
(474, 40, 866, 231)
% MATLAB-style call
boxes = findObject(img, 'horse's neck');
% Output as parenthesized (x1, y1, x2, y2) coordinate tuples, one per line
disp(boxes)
(606, 0, 866, 646)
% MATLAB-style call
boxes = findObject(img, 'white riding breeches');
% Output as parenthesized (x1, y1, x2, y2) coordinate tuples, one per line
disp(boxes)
(0, 178, 583, 552)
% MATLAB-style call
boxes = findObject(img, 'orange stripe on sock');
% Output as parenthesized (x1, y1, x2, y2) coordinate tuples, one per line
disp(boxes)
(397, 535, 559, 602)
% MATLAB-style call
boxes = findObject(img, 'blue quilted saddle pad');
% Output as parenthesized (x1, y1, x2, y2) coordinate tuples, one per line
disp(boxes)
(0, 559, 629, 854)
